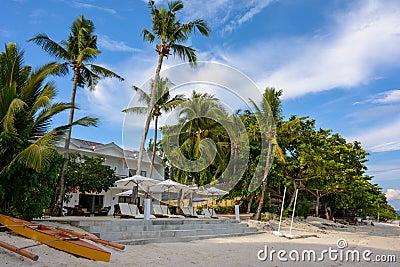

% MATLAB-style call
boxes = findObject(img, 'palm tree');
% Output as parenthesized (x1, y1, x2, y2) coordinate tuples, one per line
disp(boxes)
(136, 0, 210, 175)
(29, 16, 124, 215)
(123, 77, 185, 178)
(249, 88, 285, 220)
(0, 43, 96, 215)
(162, 91, 228, 186)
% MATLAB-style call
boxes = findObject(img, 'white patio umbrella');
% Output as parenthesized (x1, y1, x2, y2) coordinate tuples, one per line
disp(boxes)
(115, 175, 159, 204)
(151, 179, 189, 204)
(200, 186, 229, 206)
(116, 190, 144, 197)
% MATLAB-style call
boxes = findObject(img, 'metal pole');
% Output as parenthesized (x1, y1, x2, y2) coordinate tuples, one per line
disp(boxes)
(277, 187, 286, 233)
(288, 189, 299, 237)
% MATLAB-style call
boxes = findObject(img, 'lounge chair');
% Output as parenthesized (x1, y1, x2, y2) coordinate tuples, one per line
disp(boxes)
(129, 204, 155, 219)
(209, 208, 219, 218)
(152, 204, 169, 218)
(181, 207, 196, 217)
(202, 208, 213, 219)
(182, 207, 204, 218)
(118, 203, 135, 218)
(97, 206, 111, 216)
(189, 207, 204, 218)
(160, 205, 184, 218)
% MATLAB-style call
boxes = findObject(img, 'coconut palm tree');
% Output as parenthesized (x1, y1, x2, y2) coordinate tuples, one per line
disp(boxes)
(0, 43, 96, 215)
(29, 15, 124, 215)
(162, 91, 229, 186)
(249, 88, 285, 220)
(122, 77, 185, 178)
(136, 0, 210, 175)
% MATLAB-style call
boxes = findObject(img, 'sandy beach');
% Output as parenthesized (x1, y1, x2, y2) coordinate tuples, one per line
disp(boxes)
(0, 218, 399, 267)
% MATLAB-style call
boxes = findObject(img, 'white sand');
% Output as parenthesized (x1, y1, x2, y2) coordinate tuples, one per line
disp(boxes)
(0, 218, 399, 267)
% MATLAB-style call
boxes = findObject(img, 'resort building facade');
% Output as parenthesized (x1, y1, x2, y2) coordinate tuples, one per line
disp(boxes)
(55, 138, 165, 215)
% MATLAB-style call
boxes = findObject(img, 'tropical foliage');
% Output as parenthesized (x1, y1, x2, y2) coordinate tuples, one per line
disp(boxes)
(123, 77, 185, 178)
(135, 0, 210, 176)
(65, 153, 117, 195)
(29, 15, 123, 215)
(0, 43, 68, 219)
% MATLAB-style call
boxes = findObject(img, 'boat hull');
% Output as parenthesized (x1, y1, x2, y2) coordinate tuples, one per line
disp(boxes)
(0, 214, 110, 262)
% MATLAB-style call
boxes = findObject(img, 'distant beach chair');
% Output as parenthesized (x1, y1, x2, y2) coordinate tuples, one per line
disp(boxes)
(160, 205, 184, 218)
(209, 208, 219, 218)
(129, 204, 155, 219)
(181, 207, 197, 217)
(184, 206, 204, 218)
(152, 204, 169, 217)
(202, 208, 212, 219)
(118, 203, 135, 218)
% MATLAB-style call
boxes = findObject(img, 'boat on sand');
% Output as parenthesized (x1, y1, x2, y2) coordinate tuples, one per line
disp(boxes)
(0, 214, 111, 262)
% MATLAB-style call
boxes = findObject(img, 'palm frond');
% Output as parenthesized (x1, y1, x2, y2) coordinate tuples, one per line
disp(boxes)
(28, 34, 70, 60)
(1, 130, 59, 174)
(76, 47, 100, 64)
(168, 0, 184, 12)
(2, 98, 27, 135)
(142, 28, 156, 43)
(90, 64, 124, 81)
(171, 44, 196, 65)
(122, 106, 148, 114)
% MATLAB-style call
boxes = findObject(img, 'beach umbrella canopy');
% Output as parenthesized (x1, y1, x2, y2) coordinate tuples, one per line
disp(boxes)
(116, 190, 144, 197)
(205, 187, 229, 197)
(151, 179, 189, 192)
(115, 175, 159, 188)
(199, 186, 229, 206)
(115, 175, 159, 204)
(151, 179, 189, 204)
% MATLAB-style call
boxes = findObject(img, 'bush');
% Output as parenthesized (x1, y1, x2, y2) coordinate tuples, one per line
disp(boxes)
(215, 205, 235, 214)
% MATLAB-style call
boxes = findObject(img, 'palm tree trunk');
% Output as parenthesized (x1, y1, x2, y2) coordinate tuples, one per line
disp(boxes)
(149, 115, 159, 178)
(253, 137, 273, 220)
(287, 180, 298, 209)
(247, 193, 254, 213)
(136, 53, 163, 175)
(315, 192, 320, 217)
(52, 69, 78, 216)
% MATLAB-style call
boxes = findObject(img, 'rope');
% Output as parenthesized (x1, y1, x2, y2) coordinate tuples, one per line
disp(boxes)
(17, 236, 80, 250)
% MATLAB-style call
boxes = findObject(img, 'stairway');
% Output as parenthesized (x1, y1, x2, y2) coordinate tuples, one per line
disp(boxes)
(70, 218, 259, 245)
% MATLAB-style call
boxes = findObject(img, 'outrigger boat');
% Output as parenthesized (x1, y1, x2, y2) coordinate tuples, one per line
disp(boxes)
(0, 214, 111, 262)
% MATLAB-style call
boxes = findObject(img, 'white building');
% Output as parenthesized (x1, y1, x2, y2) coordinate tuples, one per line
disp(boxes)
(56, 138, 165, 215)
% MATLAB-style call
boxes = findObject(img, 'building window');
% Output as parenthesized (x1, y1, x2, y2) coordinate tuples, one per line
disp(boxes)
(140, 171, 147, 177)
(129, 169, 136, 176)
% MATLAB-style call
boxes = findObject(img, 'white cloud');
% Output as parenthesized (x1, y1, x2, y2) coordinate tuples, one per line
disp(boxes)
(141, 0, 274, 33)
(372, 90, 400, 104)
(72, 2, 116, 14)
(386, 189, 400, 201)
(97, 35, 141, 53)
(217, 0, 400, 99)
(347, 117, 400, 152)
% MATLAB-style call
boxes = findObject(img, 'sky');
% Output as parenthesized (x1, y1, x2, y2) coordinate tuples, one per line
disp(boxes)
(1, 0, 400, 210)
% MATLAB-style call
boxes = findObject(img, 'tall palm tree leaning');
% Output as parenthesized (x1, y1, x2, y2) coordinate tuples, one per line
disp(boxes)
(249, 88, 285, 220)
(136, 0, 210, 176)
(29, 16, 124, 215)
(123, 77, 185, 179)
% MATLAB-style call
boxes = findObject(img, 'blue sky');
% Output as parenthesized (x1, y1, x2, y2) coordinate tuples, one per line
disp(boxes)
(2, 0, 400, 209)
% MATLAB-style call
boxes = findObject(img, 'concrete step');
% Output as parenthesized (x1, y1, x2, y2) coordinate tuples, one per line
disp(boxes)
(81, 221, 248, 233)
(67, 218, 258, 245)
(117, 231, 262, 246)
(95, 226, 256, 241)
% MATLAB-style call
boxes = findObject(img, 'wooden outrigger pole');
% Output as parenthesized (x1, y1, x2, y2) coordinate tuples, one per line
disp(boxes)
(55, 227, 125, 250)
(0, 240, 39, 261)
